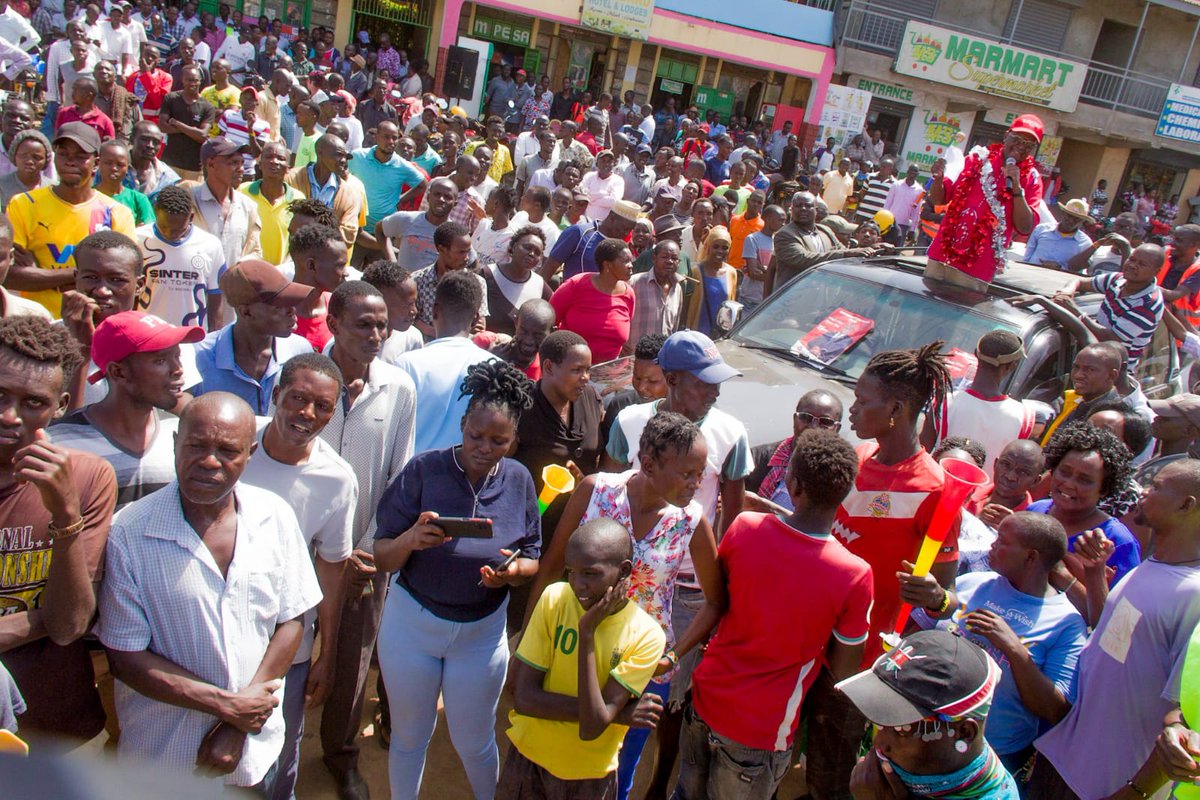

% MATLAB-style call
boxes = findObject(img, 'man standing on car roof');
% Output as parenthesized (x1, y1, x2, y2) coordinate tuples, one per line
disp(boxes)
(927, 115, 1044, 291)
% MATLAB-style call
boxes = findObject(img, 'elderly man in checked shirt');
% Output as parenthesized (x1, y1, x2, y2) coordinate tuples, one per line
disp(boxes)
(99, 393, 321, 792)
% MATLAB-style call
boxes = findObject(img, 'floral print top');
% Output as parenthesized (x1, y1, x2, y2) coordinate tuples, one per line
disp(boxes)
(581, 471, 704, 662)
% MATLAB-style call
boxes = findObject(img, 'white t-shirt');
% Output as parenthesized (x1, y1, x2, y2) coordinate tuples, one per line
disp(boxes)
(337, 114, 364, 152)
(943, 388, 1036, 474)
(471, 218, 520, 265)
(242, 420, 358, 663)
(579, 171, 625, 221)
(485, 262, 546, 313)
(214, 37, 255, 72)
(510, 210, 560, 250)
(135, 224, 228, 328)
(96, 21, 132, 65)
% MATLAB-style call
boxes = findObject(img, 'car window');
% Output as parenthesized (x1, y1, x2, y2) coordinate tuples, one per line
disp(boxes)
(1017, 327, 1067, 404)
(734, 271, 1020, 381)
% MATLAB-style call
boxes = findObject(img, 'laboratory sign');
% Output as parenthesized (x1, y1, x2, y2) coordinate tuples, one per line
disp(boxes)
(1156, 83, 1200, 144)
(893, 21, 1085, 113)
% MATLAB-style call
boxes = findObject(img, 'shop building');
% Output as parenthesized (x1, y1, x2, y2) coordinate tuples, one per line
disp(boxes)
(836, 0, 1200, 221)
(407, 0, 839, 144)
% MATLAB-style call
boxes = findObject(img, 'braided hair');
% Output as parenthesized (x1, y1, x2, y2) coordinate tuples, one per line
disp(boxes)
(458, 359, 535, 424)
(863, 341, 953, 421)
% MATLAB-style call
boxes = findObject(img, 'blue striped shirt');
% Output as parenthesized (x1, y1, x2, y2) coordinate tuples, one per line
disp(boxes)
(1093, 271, 1164, 363)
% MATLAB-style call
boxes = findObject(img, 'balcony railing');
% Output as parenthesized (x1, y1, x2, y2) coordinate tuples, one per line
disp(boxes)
(839, 0, 1174, 119)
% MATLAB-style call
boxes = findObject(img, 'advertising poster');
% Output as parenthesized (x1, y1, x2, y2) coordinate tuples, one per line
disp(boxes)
(901, 107, 974, 173)
(817, 85, 872, 152)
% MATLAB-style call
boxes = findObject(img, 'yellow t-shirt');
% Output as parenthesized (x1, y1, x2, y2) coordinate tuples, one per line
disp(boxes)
(8, 187, 136, 317)
(200, 85, 241, 135)
(239, 181, 301, 266)
(822, 170, 856, 214)
(465, 140, 515, 183)
(506, 581, 665, 780)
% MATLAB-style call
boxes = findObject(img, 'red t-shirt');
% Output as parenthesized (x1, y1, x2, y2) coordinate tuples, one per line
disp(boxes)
(295, 308, 332, 351)
(125, 68, 174, 118)
(692, 513, 873, 751)
(833, 444, 959, 665)
(55, 105, 116, 141)
(549, 273, 634, 363)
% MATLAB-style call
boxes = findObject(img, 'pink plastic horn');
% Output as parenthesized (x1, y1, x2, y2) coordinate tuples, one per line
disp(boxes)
(883, 457, 989, 648)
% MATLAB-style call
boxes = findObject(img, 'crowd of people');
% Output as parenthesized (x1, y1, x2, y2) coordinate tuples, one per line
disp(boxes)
(5, 4, 1200, 800)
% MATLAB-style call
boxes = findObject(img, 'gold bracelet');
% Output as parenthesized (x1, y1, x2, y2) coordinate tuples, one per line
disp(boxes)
(48, 517, 85, 542)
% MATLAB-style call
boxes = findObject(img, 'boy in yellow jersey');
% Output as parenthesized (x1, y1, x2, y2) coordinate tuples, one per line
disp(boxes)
(502, 518, 666, 799)
(7, 123, 136, 318)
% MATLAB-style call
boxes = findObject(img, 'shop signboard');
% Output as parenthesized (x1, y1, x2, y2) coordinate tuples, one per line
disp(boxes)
(1156, 83, 1200, 144)
(471, 16, 532, 47)
(853, 78, 914, 105)
(660, 78, 685, 95)
(567, 41, 595, 90)
(816, 84, 872, 151)
(893, 21, 1086, 113)
(694, 86, 735, 122)
(900, 107, 973, 173)
(580, 0, 655, 40)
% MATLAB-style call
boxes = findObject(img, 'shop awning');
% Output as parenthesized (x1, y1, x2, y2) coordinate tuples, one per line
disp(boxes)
(655, 0, 835, 47)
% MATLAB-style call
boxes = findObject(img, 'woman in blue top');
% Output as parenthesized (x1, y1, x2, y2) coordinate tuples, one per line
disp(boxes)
(1027, 421, 1141, 626)
(374, 359, 541, 800)
(694, 226, 737, 337)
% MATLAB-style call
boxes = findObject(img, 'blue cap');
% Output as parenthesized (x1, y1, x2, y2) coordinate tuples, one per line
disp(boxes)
(656, 331, 741, 384)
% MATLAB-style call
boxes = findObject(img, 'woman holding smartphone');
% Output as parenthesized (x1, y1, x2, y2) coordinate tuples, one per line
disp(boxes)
(374, 359, 542, 800)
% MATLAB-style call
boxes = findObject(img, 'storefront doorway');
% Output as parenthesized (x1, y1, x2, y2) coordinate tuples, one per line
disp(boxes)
(350, 0, 432, 59)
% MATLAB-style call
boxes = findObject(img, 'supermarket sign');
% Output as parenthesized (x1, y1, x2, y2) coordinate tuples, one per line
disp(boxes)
(893, 21, 1085, 112)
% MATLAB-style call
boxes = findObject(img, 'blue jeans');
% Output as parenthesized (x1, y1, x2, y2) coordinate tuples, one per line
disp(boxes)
(377, 583, 509, 800)
(270, 659, 310, 800)
(672, 704, 791, 800)
(615, 679, 671, 800)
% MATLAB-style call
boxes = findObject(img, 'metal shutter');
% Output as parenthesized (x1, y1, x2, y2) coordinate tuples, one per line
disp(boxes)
(1004, 0, 1073, 52)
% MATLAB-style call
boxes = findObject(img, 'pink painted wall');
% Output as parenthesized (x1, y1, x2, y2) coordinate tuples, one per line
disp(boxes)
(440, 0, 834, 125)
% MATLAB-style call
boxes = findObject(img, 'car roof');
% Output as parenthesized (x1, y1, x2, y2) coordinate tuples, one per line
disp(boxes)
(814, 254, 1096, 327)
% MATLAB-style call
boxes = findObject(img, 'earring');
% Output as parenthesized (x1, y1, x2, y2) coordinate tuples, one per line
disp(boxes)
(889, 417, 895, 429)
(954, 740, 969, 753)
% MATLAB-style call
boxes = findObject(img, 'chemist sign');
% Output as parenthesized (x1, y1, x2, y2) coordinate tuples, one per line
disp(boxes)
(894, 21, 1085, 113)
(1156, 83, 1200, 144)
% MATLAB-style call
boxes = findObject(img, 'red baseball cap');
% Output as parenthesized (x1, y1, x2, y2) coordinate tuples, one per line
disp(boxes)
(1009, 114, 1044, 144)
(89, 311, 205, 384)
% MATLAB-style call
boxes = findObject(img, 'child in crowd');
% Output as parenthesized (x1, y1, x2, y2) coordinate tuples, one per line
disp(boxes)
(500, 518, 666, 799)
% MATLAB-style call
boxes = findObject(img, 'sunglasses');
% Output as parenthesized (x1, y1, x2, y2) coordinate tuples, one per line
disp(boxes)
(795, 411, 840, 429)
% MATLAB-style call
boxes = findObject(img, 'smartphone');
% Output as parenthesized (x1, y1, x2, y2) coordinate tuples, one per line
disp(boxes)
(479, 548, 521, 587)
(433, 516, 494, 539)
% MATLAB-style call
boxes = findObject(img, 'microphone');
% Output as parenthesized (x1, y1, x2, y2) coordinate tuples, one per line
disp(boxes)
(1005, 157, 1016, 191)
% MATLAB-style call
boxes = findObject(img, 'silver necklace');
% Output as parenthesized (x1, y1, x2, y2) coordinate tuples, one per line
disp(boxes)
(452, 447, 499, 516)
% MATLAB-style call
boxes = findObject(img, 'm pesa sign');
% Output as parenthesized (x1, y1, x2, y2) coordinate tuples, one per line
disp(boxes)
(894, 21, 1086, 112)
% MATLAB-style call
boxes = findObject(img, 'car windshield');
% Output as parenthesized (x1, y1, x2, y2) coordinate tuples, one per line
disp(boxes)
(732, 270, 1021, 381)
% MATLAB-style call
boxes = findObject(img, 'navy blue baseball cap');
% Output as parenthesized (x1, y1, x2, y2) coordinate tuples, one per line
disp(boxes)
(656, 331, 741, 384)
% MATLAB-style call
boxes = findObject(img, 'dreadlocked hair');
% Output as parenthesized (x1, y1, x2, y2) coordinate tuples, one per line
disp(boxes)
(458, 359, 535, 423)
(639, 411, 703, 465)
(0, 317, 83, 383)
(864, 341, 952, 418)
